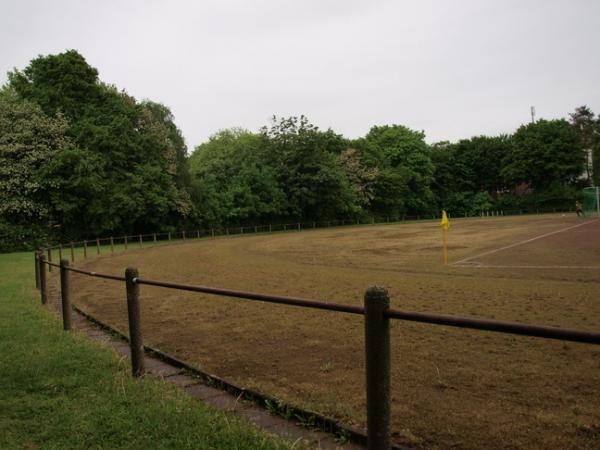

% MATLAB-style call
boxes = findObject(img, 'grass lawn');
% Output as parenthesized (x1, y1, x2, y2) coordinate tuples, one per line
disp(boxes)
(0, 251, 293, 450)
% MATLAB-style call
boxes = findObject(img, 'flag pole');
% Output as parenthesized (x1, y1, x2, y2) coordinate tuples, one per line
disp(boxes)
(441, 210, 450, 265)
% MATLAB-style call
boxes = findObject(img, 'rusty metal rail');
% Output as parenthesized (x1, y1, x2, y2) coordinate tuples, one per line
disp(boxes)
(66, 265, 126, 282)
(135, 277, 599, 344)
(135, 277, 365, 315)
(42, 259, 600, 345)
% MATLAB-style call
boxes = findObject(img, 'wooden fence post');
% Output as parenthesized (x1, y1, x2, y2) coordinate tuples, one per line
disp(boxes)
(364, 286, 391, 450)
(153, 233, 157, 243)
(139, 234, 143, 248)
(182, 230, 186, 240)
(197, 230, 200, 239)
(96, 238, 100, 255)
(83, 240, 87, 258)
(110, 237, 114, 253)
(168, 232, 171, 241)
(125, 267, 144, 377)
(39, 254, 47, 305)
(47, 248, 53, 272)
(211, 228, 215, 238)
(124, 236, 128, 250)
(60, 259, 72, 330)
(34, 251, 40, 289)
(58, 244, 63, 261)
(70, 242, 75, 262)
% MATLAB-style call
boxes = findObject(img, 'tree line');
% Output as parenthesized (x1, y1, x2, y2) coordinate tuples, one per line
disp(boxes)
(1, 51, 598, 251)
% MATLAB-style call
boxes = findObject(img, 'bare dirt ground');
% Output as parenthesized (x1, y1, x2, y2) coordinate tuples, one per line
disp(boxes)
(62, 215, 600, 449)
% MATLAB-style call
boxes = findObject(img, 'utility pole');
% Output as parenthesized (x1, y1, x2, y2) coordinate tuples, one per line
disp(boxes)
(530, 106, 536, 123)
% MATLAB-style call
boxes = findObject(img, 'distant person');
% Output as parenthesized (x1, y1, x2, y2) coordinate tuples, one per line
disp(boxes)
(575, 200, 583, 217)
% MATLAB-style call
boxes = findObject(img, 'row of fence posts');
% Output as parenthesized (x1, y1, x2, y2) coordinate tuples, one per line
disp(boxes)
(43, 209, 577, 267)
(44, 219, 418, 267)
(47, 211, 534, 267)
(33, 250, 392, 449)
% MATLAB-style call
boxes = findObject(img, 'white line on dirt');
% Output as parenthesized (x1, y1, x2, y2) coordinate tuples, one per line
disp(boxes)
(454, 264, 600, 269)
(451, 219, 600, 266)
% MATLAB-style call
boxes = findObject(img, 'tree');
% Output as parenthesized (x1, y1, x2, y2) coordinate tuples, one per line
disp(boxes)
(363, 125, 435, 214)
(7, 50, 193, 237)
(0, 89, 70, 221)
(8, 50, 102, 120)
(339, 148, 379, 209)
(0, 89, 71, 250)
(189, 129, 287, 225)
(502, 119, 585, 191)
(261, 116, 357, 219)
(569, 105, 598, 185)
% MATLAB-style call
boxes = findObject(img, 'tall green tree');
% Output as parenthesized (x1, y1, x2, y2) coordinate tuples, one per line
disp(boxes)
(189, 129, 287, 225)
(569, 105, 598, 185)
(502, 119, 585, 191)
(8, 50, 193, 237)
(261, 116, 357, 219)
(0, 89, 71, 249)
(363, 125, 435, 215)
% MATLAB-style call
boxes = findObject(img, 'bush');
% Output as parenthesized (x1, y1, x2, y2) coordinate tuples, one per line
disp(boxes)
(0, 222, 51, 253)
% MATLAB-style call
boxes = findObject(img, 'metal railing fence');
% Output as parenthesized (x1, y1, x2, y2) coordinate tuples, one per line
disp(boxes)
(34, 251, 599, 450)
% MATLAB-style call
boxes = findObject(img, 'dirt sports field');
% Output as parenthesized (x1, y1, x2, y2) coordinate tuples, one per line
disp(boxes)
(63, 214, 600, 449)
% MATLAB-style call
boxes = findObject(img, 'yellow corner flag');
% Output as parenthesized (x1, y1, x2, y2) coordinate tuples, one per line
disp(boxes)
(441, 210, 450, 231)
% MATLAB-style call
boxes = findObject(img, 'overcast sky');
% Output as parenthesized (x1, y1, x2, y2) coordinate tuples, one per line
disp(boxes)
(2, 0, 599, 151)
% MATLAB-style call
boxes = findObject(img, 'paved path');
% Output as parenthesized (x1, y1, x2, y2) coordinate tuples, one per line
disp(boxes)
(47, 283, 364, 450)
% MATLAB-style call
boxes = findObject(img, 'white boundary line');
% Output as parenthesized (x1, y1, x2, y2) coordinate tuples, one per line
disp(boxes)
(457, 264, 600, 270)
(452, 218, 600, 266)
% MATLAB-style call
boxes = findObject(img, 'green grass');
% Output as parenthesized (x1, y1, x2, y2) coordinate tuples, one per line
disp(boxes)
(0, 251, 294, 450)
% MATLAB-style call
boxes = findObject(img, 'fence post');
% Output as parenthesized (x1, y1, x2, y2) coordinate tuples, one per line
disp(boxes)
(139, 234, 143, 248)
(47, 248, 53, 272)
(83, 240, 88, 258)
(39, 254, 47, 305)
(110, 237, 114, 253)
(297, 222, 301, 231)
(96, 238, 100, 255)
(211, 228, 215, 238)
(124, 236, 128, 250)
(59, 259, 72, 330)
(197, 229, 200, 239)
(70, 242, 75, 262)
(168, 232, 171, 241)
(182, 230, 186, 240)
(153, 233, 157, 243)
(125, 267, 144, 377)
(284, 224, 287, 231)
(34, 251, 40, 289)
(269, 224, 272, 233)
(255, 226, 258, 233)
(240, 227, 244, 234)
(58, 244, 63, 261)
(364, 286, 391, 450)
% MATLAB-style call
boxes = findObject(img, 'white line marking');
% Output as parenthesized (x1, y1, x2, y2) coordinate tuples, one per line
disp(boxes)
(454, 264, 600, 269)
(452, 219, 599, 266)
